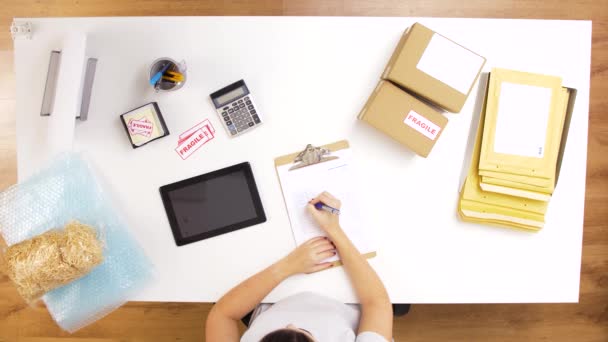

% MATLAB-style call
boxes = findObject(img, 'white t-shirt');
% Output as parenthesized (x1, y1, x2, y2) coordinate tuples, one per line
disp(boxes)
(240, 292, 389, 342)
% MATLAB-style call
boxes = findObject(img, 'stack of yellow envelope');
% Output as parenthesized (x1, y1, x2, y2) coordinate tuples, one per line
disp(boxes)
(459, 68, 574, 231)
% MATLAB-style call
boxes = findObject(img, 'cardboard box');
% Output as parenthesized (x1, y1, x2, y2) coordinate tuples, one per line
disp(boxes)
(382, 23, 486, 113)
(358, 80, 448, 157)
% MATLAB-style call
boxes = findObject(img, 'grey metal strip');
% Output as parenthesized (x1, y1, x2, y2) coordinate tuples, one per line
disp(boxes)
(78, 58, 97, 121)
(40, 51, 61, 116)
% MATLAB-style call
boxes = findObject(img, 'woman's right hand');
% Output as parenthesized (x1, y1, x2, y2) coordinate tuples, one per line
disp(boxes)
(306, 191, 342, 233)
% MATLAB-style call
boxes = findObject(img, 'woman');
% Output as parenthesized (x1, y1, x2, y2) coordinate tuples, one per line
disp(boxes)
(206, 192, 393, 342)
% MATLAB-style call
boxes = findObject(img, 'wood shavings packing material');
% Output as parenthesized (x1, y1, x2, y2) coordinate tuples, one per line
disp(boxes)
(5, 221, 104, 303)
(0, 152, 154, 332)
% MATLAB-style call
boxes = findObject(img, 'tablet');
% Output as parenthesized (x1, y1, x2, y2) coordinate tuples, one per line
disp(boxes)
(159, 162, 266, 246)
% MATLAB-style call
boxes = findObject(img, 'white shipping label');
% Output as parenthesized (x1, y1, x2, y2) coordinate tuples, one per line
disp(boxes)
(404, 110, 442, 141)
(493, 82, 552, 158)
(416, 33, 485, 95)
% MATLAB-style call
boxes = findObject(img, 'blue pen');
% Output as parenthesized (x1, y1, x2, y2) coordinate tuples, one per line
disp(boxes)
(314, 202, 341, 215)
(149, 63, 172, 86)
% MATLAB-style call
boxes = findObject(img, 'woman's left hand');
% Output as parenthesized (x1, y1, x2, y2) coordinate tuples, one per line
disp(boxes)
(278, 236, 336, 276)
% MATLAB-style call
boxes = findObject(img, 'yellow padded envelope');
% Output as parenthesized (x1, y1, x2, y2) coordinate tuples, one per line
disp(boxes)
(458, 78, 548, 230)
(461, 85, 548, 215)
(479, 176, 552, 202)
(477, 86, 571, 200)
(478, 68, 567, 180)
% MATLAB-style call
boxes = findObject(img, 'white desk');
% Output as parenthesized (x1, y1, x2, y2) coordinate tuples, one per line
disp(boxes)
(13, 17, 591, 303)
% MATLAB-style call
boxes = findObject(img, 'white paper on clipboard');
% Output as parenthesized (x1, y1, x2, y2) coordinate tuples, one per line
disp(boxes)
(276, 148, 376, 262)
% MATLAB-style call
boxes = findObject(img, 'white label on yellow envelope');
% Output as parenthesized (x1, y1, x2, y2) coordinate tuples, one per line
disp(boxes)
(404, 110, 441, 140)
(416, 33, 485, 94)
(493, 82, 552, 158)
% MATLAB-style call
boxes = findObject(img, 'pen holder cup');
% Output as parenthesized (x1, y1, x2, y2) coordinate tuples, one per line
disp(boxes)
(149, 58, 187, 92)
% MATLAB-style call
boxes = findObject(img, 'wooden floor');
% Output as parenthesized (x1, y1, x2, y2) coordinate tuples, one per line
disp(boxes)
(0, 1, 606, 341)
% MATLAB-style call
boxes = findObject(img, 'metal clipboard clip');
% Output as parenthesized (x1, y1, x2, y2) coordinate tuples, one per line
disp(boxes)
(289, 144, 339, 171)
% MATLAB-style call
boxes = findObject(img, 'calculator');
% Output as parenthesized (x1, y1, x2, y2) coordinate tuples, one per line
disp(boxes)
(210, 80, 262, 137)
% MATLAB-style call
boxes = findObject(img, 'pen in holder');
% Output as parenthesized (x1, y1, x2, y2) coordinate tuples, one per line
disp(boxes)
(149, 57, 187, 92)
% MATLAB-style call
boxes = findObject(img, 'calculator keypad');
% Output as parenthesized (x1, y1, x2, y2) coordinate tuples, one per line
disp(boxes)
(218, 97, 261, 136)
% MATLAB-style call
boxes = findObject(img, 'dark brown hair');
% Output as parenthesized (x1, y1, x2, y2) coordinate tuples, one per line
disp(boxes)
(260, 328, 313, 342)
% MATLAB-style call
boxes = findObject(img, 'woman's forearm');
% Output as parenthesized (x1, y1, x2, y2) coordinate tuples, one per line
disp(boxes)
(306, 192, 392, 340)
(327, 226, 391, 308)
(212, 260, 291, 320)
(206, 237, 336, 341)
(206, 261, 290, 342)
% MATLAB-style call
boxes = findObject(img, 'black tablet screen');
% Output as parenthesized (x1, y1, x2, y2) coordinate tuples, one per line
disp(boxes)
(166, 170, 257, 238)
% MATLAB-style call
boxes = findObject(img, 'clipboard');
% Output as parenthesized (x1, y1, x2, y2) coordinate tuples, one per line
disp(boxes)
(274, 140, 377, 267)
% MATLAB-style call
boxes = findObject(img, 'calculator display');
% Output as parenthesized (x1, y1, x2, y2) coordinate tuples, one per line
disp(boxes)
(216, 87, 246, 106)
